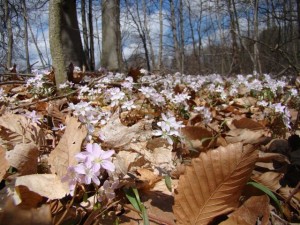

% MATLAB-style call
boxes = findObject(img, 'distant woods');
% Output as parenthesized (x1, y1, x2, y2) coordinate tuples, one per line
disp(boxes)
(0, 0, 299, 83)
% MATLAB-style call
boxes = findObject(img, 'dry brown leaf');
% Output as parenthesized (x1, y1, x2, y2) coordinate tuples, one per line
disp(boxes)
(181, 126, 213, 151)
(136, 168, 162, 191)
(219, 195, 270, 225)
(0, 197, 52, 225)
(232, 117, 264, 130)
(48, 116, 87, 178)
(128, 141, 174, 172)
(225, 129, 265, 144)
(173, 143, 258, 225)
(101, 110, 153, 148)
(6, 143, 38, 175)
(15, 174, 68, 200)
(114, 151, 142, 175)
(258, 152, 289, 164)
(0, 112, 45, 150)
(251, 172, 283, 191)
(0, 146, 9, 180)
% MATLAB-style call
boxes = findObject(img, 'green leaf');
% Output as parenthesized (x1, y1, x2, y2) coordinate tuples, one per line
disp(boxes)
(165, 175, 172, 192)
(124, 188, 141, 212)
(124, 187, 149, 225)
(247, 181, 282, 212)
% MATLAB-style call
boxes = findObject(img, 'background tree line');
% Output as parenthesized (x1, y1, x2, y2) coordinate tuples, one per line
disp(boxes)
(0, 0, 299, 85)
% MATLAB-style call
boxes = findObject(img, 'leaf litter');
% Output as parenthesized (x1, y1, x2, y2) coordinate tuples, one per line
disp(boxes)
(0, 70, 299, 224)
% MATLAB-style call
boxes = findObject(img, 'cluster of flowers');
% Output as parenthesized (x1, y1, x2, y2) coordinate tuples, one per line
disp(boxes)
(62, 143, 118, 201)
(153, 112, 185, 145)
(68, 101, 111, 140)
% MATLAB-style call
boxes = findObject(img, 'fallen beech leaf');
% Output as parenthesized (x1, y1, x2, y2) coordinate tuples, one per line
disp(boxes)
(0, 197, 52, 225)
(181, 126, 213, 151)
(136, 168, 162, 191)
(225, 129, 265, 144)
(219, 195, 270, 225)
(257, 152, 289, 164)
(15, 174, 68, 200)
(232, 117, 264, 130)
(173, 143, 258, 225)
(0, 146, 9, 180)
(101, 110, 153, 148)
(48, 116, 87, 178)
(0, 112, 45, 150)
(6, 143, 38, 175)
(114, 151, 142, 175)
(129, 141, 174, 172)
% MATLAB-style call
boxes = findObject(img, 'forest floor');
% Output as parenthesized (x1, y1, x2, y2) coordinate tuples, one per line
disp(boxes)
(0, 69, 299, 225)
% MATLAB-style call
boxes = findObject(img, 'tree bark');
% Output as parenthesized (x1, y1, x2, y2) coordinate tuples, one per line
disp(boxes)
(4, 0, 13, 69)
(49, 0, 85, 86)
(158, 0, 163, 72)
(22, 0, 30, 73)
(81, 0, 90, 69)
(227, 0, 240, 75)
(101, 0, 123, 71)
(169, 0, 181, 72)
(88, 0, 95, 70)
(179, 0, 184, 74)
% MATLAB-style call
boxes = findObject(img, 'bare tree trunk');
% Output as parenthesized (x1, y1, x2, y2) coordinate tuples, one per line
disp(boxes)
(179, 0, 184, 74)
(253, 0, 262, 76)
(81, 0, 90, 69)
(95, 16, 101, 65)
(49, 0, 85, 86)
(158, 0, 163, 71)
(88, 0, 95, 70)
(102, 0, 123, 71)
(22, 0, 30, 73)
(124, 0, 151, 71)
(4, 0, 13, 69)
(297, 0, 300, 38)
(169, 0, 181, 72)
(186, 0, 196, 59)
(143, 0, 156, 70)
(227, 0, 240, 75)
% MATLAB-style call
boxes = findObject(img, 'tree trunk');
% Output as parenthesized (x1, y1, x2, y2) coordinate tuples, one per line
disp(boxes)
(4, 0, 13, 69)
(253, 0, 262, 76)
(158, 0, 163, 71)
(88, 0, 95, 70)
(179, 0, 184, 74)
(22, 0, 30, 73)
(49, 0, 85, 86)
(81, 0, 90, 69)
(101, 0, 123, 71)
(143, 0, 156, 71)
(227, 0, 240, 75)
(169, 0, 181, 72)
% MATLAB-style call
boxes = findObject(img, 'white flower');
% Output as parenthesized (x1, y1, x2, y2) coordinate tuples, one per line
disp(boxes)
(139, 86, 156, 98)
(121, 100, 136, 111)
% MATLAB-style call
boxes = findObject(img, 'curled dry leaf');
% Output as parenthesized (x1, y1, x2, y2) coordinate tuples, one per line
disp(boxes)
(101, 110, 153, 148)
(173, 142, 258, 225)
(181, 126, 213, 151)
(6, 143, 38, 175)
(136, 168, 162, 191)
(219, 195, 270, 225)
(251, 172, 283, 191)
(0, 146, 9, 180)
(15, 174, 69, 200)
(48, 116, 87, 178)
(225, 128, 265, 144)
(128, 140, 174, 172)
